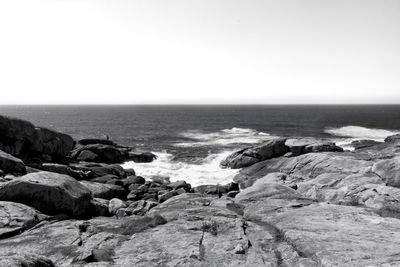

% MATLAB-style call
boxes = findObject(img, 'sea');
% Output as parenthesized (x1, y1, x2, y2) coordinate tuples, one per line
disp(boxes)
(1, 105, 399, 186)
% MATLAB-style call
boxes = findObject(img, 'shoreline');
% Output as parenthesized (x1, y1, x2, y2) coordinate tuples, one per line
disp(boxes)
(1, 114, 400, 266)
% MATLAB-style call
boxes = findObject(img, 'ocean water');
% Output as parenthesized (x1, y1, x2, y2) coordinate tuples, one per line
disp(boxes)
(1, 105, 399, 186)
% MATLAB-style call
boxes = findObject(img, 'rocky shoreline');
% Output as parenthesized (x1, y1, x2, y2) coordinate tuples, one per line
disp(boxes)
(1, 114, 400, 266)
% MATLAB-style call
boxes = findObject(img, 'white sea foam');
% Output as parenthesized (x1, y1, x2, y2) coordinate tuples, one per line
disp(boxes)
(121, 151, 239, 186)
(175, 127, 273, 147)
(324, 126, 399, 142)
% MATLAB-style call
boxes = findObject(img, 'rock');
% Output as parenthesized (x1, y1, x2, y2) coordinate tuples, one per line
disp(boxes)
(0, 150, 26, 174)
(0, 171, 92, 218)
(351, 139, 381, 150)
(0, 253, 55, 267)
(0, 201, 48, 239)
(0, 116, 72, 159)
(252, 203, 400, 266)
(0, 214, 166, 266)
(227, 191, 239, 198)
(236, 180, 307, 203)
(220, 138, 289, 169)
(169, 180, 191, 191)
(91, 198, 110, 217)
(108, 198, 126, 215)
(90, 174, 119, 184)
(128, 152, 157, 163)
(71, 144, 127, 163)
(71, 162, 126, 178)
(158, 191, 178, 203)
(77, 150, 99, 162)
(385, 134, 400, 142)
(125, 200, 158, 216)
(285, 138, 343, 156)
(0, 115, 36, 155)
(120, 175, 145, 188)
(34, 163, 87, 180)
(235, 152, 374, 188)
(224, 182, 239, 192)
(372, 157, 400, 187)
(32, 127, 74, 158)
(175, 188, 187, 195)
(81, 181, 126, 200)
(193, 184, 227, 195)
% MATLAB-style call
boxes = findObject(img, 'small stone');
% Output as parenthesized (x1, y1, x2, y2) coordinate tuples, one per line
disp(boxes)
(108, 198, 126, 215)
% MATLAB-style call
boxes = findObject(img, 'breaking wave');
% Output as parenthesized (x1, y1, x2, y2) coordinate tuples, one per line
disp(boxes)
(174, 127, 273, 147)
(122, 150, 239, 186)
(324, 126, 399, 142)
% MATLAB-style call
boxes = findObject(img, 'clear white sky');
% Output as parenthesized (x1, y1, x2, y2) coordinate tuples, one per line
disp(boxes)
(0, 0, 399, 104)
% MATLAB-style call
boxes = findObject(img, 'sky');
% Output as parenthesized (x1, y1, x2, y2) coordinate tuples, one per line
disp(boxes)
(0, 0, 399, 104)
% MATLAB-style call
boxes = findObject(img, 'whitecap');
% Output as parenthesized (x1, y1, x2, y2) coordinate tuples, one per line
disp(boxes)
(324, 126, 399, 142)
(122, 150, 239, 186)
(175, 127, 274, 147)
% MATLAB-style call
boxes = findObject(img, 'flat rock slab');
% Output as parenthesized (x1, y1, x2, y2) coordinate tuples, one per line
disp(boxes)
(0, 171, 92, 217)
(262, 203, 400, 266)
(0, 201, 48, 239)
(0, 253, 55, 267)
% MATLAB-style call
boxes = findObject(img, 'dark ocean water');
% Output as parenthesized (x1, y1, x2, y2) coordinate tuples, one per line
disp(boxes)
(1, 105, 399, 185)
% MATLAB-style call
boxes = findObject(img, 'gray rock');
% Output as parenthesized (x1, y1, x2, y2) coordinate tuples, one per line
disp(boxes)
(0, 253, 55, 267)
(81, 181, 126, 200)
(158, 191, 178, 203)
(220, 138, 289, 169)
(0, 201, 48, 239)
(0, 150, 26, 174)
(372, 157, 400, 187)
(108, 198, 126, 215)
(0, 171, 92, 218)
(35, 163, 87, 180)
(128, 152, 157, 163)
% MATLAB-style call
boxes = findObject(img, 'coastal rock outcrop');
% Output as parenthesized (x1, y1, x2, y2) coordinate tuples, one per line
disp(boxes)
(0, 150, 26, 175)
(0, 171, 92, 218)
(220, 138, 289, 169)
(221, 137, 344, 169)
(284, 138, 343, 156)
(0, 201, 48, 239)
(0, 115, 74, 160)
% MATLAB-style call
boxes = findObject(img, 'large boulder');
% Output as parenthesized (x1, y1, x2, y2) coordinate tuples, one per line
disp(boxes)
(128, 152, 157, 163)
(0, 171, 92, 218)
(0, 201, 48, 239)
(220, 138, 289, 169)
(70, 162, 127, 178)
(385, 134, 400, 143)
(0, 150, 26, 174)
(285, 138, 343, 156)
(32, 127, 74, 157)
(80, 181, 126, 200)
(71, 144, 129, 164)
(33, 163, 88, 180)
(372, 157, 400, 187)
(0, 115, 73, 158)
(234, 152, 373, 188)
